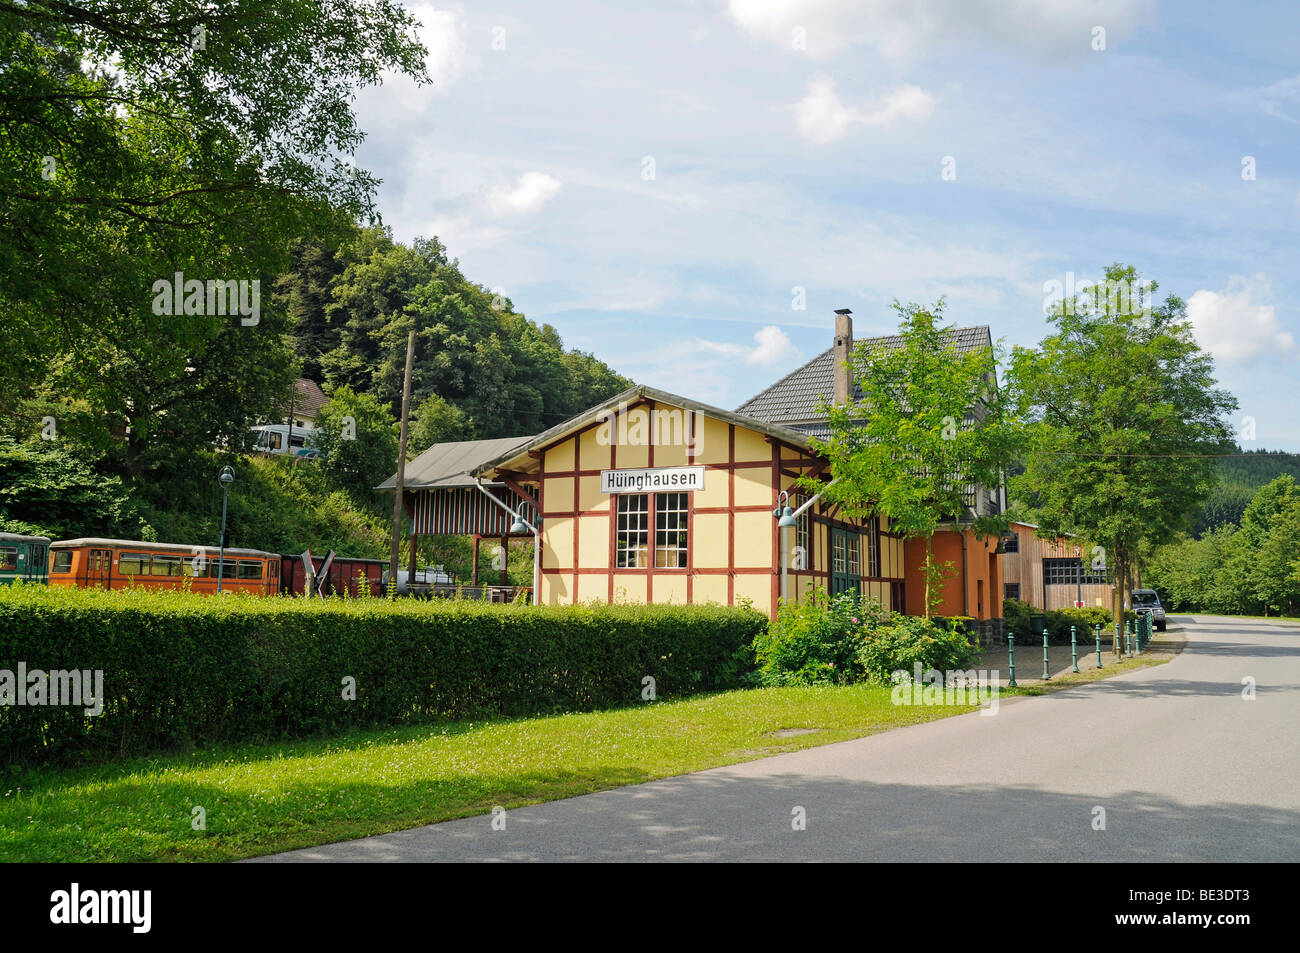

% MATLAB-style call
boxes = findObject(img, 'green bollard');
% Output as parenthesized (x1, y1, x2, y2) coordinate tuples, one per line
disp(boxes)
(1042, 627, 1051, 680)
(1007, 633, 1017, 688)
(1071, 624, 1079, 673)
(1136, 616, 1143, 655)
(1126, 620, 1133, 658)
(1095, 623, 1102, 668)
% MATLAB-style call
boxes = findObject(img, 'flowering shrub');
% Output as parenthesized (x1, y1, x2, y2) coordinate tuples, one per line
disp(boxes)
(855, 614, 980, 684)
(754, 588, 979, 686)
(752, 589, 887, 685)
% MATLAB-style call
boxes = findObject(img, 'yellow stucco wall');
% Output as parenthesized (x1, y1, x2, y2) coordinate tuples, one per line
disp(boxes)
(693, 512, 729, 568)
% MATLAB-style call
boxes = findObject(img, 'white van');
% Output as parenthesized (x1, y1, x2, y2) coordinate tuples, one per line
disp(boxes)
(252, 424, 318, 459)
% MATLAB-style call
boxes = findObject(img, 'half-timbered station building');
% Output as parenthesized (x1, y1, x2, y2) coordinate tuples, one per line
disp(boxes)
(383, 309, 1007, 625)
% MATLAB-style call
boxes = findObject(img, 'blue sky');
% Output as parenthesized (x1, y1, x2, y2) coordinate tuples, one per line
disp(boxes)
(351, 0, 1299, 449)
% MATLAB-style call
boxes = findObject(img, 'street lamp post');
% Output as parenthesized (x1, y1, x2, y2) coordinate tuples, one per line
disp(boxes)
(217, 466, 235, 593)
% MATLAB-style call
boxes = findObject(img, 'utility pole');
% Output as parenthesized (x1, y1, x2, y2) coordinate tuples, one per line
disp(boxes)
(389, 330, 416, 595)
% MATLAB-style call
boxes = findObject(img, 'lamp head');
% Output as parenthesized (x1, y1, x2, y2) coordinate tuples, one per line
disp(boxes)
(218, 466, 235, 486)
(510, 516, 528, 535)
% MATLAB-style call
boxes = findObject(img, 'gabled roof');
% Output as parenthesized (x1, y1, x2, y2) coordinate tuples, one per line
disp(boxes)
(293, 378, 329, 417)
(472, 384, 818, 479)
(378, 435, 537, 491)
(736, 325, 993, 425)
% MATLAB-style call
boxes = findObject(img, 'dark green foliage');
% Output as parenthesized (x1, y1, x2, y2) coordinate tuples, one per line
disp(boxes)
(855, 614, 981, 684)
(1010, 264, 1237, 645)
(310, 385, 400, 502)
(0, 586, 764, 765)
(1002, 598, 1119, 642)
(754, 590, 888, 685)
(0, 438, 139, 539)
(1192, 450, 1300, 536)
(1147, 476, 1300, 615)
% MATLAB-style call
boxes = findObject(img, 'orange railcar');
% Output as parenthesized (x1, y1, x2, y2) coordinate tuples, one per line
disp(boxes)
(49, 538, 281, 595)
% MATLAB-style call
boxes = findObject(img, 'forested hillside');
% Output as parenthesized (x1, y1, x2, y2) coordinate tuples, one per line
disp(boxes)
(277, 226, 630, 449)
(1193, 450, 1300, 535)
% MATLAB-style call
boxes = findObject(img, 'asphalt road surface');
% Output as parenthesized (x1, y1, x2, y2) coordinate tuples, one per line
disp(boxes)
(253, 615, 1299, 862)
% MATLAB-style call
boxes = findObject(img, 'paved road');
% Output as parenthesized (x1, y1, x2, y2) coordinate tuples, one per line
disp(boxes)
(253, 615, 1300, 862)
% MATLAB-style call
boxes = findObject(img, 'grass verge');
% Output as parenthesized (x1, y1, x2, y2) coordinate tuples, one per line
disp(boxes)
(2, 685, 977, 862)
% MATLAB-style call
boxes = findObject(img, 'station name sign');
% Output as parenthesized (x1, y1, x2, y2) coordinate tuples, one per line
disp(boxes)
(600, 466, 705, 494)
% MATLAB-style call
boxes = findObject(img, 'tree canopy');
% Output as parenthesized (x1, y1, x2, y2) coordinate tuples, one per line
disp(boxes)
(806, 299, 1022, 615)
(1010, 264, 1237, 648)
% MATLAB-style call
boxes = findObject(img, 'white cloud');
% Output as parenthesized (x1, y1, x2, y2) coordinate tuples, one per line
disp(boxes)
(794, 78, 934, 143)
(725, 0, 1149, 60)
(695, 325, 799, 365)
(409, 3, 469, 90)
(1187, 275, 1293, 365)
(486, 171, 564, 215)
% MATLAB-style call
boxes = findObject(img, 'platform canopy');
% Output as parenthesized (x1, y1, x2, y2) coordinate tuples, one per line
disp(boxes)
(378, 435, 539, 537)
(378, 435, 536, 491)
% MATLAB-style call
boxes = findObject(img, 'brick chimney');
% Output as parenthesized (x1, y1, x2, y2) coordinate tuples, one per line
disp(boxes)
(833, 308, 853, 404)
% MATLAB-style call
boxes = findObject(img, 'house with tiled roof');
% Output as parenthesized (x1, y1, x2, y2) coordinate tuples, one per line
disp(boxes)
(735, 309, 1007, 625)
(288, 378, 329, 430)
(737, 317, 994, 441)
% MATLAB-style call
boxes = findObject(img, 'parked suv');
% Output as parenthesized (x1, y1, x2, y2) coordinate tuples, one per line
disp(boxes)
(1132, 589, 1167, 631)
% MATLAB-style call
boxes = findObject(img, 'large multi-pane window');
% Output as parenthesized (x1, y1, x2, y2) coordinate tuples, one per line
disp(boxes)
(150, 555, 183, 577)
(832, 533, 846, 574)
(0, 547, 15, 572)
(846, 530, 860, 577)
(616, 494, 650, 568)
(616, 493, 689, 569)
(655, 493, 688, 568)
(1043, 557, 1110, 586)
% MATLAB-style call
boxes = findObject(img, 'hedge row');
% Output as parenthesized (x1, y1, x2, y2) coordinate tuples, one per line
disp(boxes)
(0, 585, 764, 765)
(1003, 598, 1137, 643)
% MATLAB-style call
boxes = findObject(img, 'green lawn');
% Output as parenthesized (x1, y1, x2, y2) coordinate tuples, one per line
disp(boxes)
(2, 685, 987, 862)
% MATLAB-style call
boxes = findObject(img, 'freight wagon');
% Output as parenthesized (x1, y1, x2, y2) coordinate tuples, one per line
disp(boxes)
(279, 552, 386, 597)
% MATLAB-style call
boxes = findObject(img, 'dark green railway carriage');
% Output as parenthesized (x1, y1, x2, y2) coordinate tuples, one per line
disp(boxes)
(0, 533, 51, 585)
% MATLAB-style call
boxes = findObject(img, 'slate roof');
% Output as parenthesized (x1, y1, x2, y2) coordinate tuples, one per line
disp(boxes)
(377, 435, 536, 491)
(736, 325, 993, 426)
